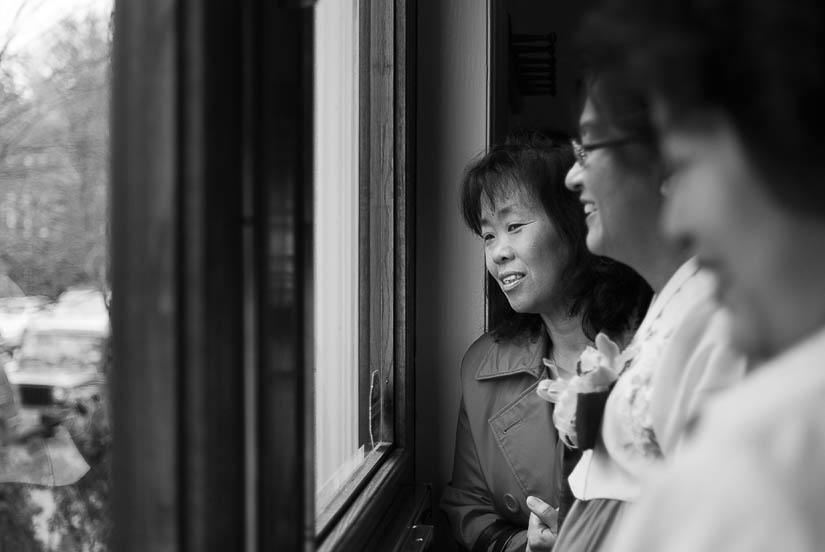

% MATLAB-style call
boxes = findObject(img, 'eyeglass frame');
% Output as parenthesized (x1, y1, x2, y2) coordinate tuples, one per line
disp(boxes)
(570, 136, 645, 165)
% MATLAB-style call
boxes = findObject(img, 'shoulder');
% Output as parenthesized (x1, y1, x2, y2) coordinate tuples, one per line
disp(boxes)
(622, 338, 825, 551)
(691, 384, 825, 527)
(459, 332, 506, 385)
(460, 332, 496, 375)
(460, 331, 544, 380)
(663, 293, 744, 382)
(614, 431, 822, 551)
(703, 374, 825, 468)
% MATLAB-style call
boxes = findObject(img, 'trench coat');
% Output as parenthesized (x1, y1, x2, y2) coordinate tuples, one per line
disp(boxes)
(441, 331, 566, 552)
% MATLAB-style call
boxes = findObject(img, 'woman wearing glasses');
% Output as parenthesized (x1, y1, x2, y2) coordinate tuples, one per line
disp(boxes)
(440, 131, 652, 552)
(524, 75, 746, 552)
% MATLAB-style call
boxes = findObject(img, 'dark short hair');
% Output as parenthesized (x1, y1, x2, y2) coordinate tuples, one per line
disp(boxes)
(578, 72, 660, 173)
(460, 130, 652, 343)
(580, 0, 825, 216)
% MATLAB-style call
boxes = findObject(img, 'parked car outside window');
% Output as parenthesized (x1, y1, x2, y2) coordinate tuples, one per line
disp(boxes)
(5, 289, 109, 424)
(0, 295, 50, 350)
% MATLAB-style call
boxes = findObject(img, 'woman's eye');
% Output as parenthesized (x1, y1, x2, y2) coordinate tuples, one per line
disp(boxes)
(663, 159, 686, 181)
(481, 233, 494, 242)
(507, 223, 523, 232)
(661, 165, 683, 193)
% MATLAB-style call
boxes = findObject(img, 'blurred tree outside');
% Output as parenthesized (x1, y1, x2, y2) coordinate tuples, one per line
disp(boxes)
(0, 484, 42, 552)
(1, 3, 110, 300)
(48, 395, 111, 552)
(1, 2, 112, 550)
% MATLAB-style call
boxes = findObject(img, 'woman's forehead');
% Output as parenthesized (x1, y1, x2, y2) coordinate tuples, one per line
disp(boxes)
(580, 98, 614, 139)
(480, 183, 540, 216)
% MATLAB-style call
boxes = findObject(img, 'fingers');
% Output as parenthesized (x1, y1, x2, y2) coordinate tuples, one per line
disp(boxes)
(527, 512, 557, 551)
(526, 495, 557, 525)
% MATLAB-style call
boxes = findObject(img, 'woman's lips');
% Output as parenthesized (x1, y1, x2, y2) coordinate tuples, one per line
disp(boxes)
(500, 272, 525, 291)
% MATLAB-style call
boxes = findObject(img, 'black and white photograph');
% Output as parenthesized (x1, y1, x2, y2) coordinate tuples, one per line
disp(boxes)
(1, 0, 824, 550)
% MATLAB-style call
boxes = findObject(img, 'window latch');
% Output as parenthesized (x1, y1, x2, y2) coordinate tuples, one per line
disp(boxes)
(397, 524, 434, 552)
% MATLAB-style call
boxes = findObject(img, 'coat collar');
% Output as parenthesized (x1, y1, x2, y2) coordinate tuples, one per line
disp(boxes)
(475, 330, 549, 381)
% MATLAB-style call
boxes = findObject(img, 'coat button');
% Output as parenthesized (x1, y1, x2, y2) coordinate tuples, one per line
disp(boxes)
(503, 493, 519, 514)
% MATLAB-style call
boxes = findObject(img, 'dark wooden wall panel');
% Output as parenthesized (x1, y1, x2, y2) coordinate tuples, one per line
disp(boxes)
(254, 1, 315, 550)
(111, 1, 180, 550)
(112, 0, 259, 550)
(180, 2, 246, 551)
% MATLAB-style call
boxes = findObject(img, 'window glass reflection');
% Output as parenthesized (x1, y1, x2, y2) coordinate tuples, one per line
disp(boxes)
(1, 1, 112, 549)
(313, 0, 365, 513)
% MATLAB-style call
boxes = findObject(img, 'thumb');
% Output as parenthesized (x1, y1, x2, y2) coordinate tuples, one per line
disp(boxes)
(525, 495, 557, 525)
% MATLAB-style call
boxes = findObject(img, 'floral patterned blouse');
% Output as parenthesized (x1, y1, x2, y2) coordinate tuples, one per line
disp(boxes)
(568, 258, 746, 501)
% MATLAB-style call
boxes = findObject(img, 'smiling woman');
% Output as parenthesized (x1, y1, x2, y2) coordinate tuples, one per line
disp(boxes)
(479, 193, 568, 316)
(440, 131, 651, 552)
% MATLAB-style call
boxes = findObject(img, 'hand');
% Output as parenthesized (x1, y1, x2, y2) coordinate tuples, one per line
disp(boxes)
(525, 495, 558, 552)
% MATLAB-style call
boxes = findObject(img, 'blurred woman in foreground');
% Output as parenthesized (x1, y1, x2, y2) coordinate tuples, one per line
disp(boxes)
(524, 72, 746, 552)
(577, 1, 825, 550)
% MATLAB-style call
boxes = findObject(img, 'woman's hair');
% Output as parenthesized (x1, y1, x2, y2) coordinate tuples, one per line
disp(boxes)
(460, 130, 652, 343)
(574, 51, 659, 172)
(578, 0, 825, 216)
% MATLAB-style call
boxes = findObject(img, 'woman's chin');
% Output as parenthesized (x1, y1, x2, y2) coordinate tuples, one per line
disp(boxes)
(585, 232, 606, 256)
(506, 298, 541, 315)
(505, 297, 529, 314)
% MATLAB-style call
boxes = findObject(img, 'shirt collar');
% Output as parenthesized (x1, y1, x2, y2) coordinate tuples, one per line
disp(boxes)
(651, 257, 700, 313)
(475, 330, 549, 380)
(634, 257, 702, 338)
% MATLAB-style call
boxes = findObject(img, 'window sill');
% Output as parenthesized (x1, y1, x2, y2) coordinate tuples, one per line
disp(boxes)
(317, 446, 423, 551)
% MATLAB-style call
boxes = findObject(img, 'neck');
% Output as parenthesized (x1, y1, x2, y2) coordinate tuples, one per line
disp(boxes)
(758, 216, 825, 360)
(540, 308, 591, 369)
(631, 242, 689, 293)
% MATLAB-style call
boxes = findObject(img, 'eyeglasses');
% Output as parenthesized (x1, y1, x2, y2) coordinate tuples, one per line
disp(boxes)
(571, 136, 643, 165)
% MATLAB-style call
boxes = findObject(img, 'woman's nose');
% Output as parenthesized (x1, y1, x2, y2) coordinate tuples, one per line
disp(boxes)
(565, 162, 584, 192)
(490, 237, 514, 264)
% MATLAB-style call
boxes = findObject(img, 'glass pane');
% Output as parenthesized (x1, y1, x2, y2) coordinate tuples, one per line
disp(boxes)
(0, 1, 112, 549)
(313, 0, 367, 514)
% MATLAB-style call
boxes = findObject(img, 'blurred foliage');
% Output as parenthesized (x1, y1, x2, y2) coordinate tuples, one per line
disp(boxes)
(50, 395, 111, 552)
(0, 484, 42, 552)
(1, 3, 113, 551)
(0, 7, 111, 299)
(0, 396, 112, 552)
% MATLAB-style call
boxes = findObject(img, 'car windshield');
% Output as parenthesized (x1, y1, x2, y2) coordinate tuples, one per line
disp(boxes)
(20, 332, 104, 370)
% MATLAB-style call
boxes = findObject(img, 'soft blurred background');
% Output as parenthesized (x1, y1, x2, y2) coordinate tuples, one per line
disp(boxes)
(1, 1, 112, 550)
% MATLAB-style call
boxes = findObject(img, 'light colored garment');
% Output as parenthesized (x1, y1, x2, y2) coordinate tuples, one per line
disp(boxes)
(554, 497, 629, 551)
(609, 325, 825, 552)
(569, 258, 745, 502)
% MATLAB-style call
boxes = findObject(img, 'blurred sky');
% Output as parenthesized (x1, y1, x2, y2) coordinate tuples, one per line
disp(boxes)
(1, 0, 112, 86)
(1, 0, 112, 59)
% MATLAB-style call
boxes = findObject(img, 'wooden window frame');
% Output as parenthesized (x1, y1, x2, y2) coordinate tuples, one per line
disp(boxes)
(112, 0, 419, 550)
(315, 0, 421, 549)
